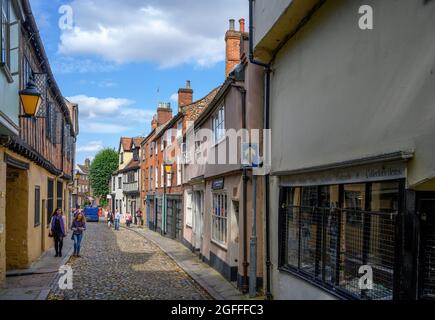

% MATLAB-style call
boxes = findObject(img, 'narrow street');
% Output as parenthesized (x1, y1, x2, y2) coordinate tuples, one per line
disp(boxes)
(48, 222, 211, 300)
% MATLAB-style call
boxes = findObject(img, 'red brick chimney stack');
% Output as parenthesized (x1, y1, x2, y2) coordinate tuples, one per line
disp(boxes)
(151, 115, 158, 129)
(157, 102, 172, 126)
(239, 18, 245, 33)
(225, 18, 242, 78)
(178, 80, 194, 112)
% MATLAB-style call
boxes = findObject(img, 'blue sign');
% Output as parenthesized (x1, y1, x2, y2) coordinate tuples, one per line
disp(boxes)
(212, 178, 224, 190)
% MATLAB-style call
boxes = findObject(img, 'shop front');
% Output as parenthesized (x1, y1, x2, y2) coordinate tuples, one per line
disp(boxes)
(273, 159, 412, 300)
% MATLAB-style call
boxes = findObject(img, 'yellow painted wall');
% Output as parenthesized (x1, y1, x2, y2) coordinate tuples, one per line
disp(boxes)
(0, 148, 6, 287)
(3, 150, 71, 270)
(6, 165, 29, 269)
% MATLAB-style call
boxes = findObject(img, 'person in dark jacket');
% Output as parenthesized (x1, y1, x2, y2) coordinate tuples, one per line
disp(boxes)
(50, 208, 66, 257)
(71, 212, 87, 257)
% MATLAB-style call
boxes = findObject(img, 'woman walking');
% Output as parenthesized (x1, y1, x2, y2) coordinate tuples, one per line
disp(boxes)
(71, 211, 87, 257)
(50, 208, 66, 257)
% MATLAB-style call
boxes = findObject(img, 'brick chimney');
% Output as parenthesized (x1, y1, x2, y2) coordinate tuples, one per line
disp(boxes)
(178, 80, 193, 112)
(151, 115, 158, 129)
(157, 102, 172, 126)
(225, 19, 242, 78)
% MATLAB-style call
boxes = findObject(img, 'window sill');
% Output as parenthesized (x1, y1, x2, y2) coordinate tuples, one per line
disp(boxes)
(210, 239, 228, 251)
(0, 63, 14, 83)
(186, 224, 193, 229)
(278, 266, 359, 301)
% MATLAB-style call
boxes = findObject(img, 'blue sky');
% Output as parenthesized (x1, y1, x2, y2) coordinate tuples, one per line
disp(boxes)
(30, 0, 248, 165)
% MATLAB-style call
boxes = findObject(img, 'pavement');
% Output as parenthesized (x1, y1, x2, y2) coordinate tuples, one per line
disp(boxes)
(127, 225, 253, 300)
(0, 233, 74, 300)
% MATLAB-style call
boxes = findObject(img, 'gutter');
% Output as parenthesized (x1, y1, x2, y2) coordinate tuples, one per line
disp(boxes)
(249, 0, 273, 300)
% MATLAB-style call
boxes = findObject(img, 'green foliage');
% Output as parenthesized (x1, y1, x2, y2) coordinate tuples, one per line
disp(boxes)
(89, 148, 118, 199)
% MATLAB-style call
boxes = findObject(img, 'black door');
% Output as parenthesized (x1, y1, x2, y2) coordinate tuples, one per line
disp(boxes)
(419, 198, 435, 299)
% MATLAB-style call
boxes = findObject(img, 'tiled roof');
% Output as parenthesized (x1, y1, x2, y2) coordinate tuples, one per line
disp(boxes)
(132, 137, 145, 148)
(183, 86, 221, 122)
(121, 137, 133, 152)
(119, 159, 140, 173)
(76, 164, 89, 175)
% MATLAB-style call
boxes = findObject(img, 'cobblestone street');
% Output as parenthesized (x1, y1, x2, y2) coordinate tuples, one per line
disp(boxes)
(48, 222, 211, 300)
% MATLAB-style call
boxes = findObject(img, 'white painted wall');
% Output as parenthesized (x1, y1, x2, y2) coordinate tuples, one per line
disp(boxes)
(268, 0, 435, 187)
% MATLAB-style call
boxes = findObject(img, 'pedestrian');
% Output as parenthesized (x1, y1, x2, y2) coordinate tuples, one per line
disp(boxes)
(71, 211, 87, 257)
(136, 209, 143, 227)
(114, 210, 121, 231)
(126, 212, 132, 227)
(49, 208, 66, 257)
(107, 211, 113, 228)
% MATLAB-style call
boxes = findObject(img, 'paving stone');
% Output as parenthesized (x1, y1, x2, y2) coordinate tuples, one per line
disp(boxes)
(48, 222, 211, 300)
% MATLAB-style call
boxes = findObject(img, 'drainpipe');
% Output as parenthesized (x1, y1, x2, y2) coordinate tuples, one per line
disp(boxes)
(249, 174, 257, 297)
(249, 0, 273, 300)
(237, 85, 249, 294)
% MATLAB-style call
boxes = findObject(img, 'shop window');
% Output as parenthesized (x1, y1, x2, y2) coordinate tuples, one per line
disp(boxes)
(212, 192, 228, 246)
(279, 181, 401, 300)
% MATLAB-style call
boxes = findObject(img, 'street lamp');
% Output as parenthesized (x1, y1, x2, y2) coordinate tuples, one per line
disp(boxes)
(19, 74, 42, 118)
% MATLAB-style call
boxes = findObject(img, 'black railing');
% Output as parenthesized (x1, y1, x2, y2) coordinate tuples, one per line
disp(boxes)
(280, 205, 397, 300)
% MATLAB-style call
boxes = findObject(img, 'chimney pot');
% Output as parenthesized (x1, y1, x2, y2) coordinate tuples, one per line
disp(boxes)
(239, 18, 245, 33)
(229, 19, 235, 31)
(186, 80, 191, 89)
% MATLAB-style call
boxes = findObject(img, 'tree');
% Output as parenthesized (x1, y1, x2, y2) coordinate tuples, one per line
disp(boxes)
(89, 149, 118, 204)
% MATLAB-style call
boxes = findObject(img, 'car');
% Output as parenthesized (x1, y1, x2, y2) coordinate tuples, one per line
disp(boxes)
(84, 207, 99, 222)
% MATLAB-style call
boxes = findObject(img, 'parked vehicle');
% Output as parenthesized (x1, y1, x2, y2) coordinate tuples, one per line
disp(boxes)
(84, 207, 99, 222)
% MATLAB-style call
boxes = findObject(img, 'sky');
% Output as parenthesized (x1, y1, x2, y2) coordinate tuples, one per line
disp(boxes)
(29, 0, 248, 165)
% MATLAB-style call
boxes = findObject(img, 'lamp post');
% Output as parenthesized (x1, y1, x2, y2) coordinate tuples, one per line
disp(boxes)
(163, 162, 173, 236)
(19, 73, 43, 118)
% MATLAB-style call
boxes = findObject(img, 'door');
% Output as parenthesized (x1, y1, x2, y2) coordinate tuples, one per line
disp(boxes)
(419, 198, 435, 299)
(193, 191, 203, 251)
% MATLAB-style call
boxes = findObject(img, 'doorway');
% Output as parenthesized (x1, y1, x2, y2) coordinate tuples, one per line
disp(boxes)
(5, 165, 29, 270)
(418, 196, 435, 299)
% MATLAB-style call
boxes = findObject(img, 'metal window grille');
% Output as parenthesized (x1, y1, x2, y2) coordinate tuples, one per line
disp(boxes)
(33, 73, 47, 117)
(280, 186, 398, 300)
(212, 193, 228, 245)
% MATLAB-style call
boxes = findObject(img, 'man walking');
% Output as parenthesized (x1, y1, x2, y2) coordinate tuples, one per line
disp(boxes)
(114, 210, 121, 231)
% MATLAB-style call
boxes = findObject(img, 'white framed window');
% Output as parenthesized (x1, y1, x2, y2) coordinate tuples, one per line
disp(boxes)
(167, 167, 171, 187)
(212, 106, 225, 144)
(1, 0, 10, 69)
(186, 192, 193, 227)
(177, 156, 182, 186)
(211, 192, 228, 246)
(177, 121, 183, 139)
(155, 167, 158, 189)
(155, 141, 158, 155)
(160, 164, 164, 188)
(160, 138, 164, 151)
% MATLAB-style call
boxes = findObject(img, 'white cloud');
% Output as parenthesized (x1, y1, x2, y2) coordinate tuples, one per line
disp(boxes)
(82, 122, 131, 134)
(67, 95, 134, 119)
(170, 93, 178, 103)
(58, 0, 248, 68)
(51, 57, 118, 74)
(77, 141, 104, 153)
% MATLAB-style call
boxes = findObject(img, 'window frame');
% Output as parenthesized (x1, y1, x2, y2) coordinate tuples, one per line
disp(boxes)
(34, 186, 41, 227)
(212, 105, 225, 145)
(211, 191, 228, 248)
(278, 179, 404, 300)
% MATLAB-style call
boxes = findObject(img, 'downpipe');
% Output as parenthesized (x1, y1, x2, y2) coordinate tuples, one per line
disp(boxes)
(249, 0, 273, 300)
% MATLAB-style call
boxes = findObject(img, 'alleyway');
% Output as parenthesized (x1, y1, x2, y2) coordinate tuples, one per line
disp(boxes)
(48, 222, 211, 300)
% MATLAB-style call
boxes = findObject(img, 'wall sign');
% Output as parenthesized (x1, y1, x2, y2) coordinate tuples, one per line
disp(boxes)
(281, 161, 407, 187)
(212, 178, 224, 190)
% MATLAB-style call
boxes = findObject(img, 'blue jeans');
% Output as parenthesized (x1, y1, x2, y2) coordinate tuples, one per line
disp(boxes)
(115, 219, 120, 230)
(73, 234, 83, 255)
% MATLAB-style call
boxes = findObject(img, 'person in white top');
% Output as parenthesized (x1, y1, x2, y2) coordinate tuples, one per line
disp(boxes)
(115, 210, 121, 231)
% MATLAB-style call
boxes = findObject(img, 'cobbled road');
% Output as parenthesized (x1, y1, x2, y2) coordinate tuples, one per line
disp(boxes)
(48, 222, 211, 300)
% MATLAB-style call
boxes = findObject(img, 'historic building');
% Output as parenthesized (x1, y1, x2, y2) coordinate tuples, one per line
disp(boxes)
(111, 137, 144, 222)
(72, 158, 94, 208)
(182, 18, 265, 294)
(251, 0, 435, 300)
(0, 0, 78, 286)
